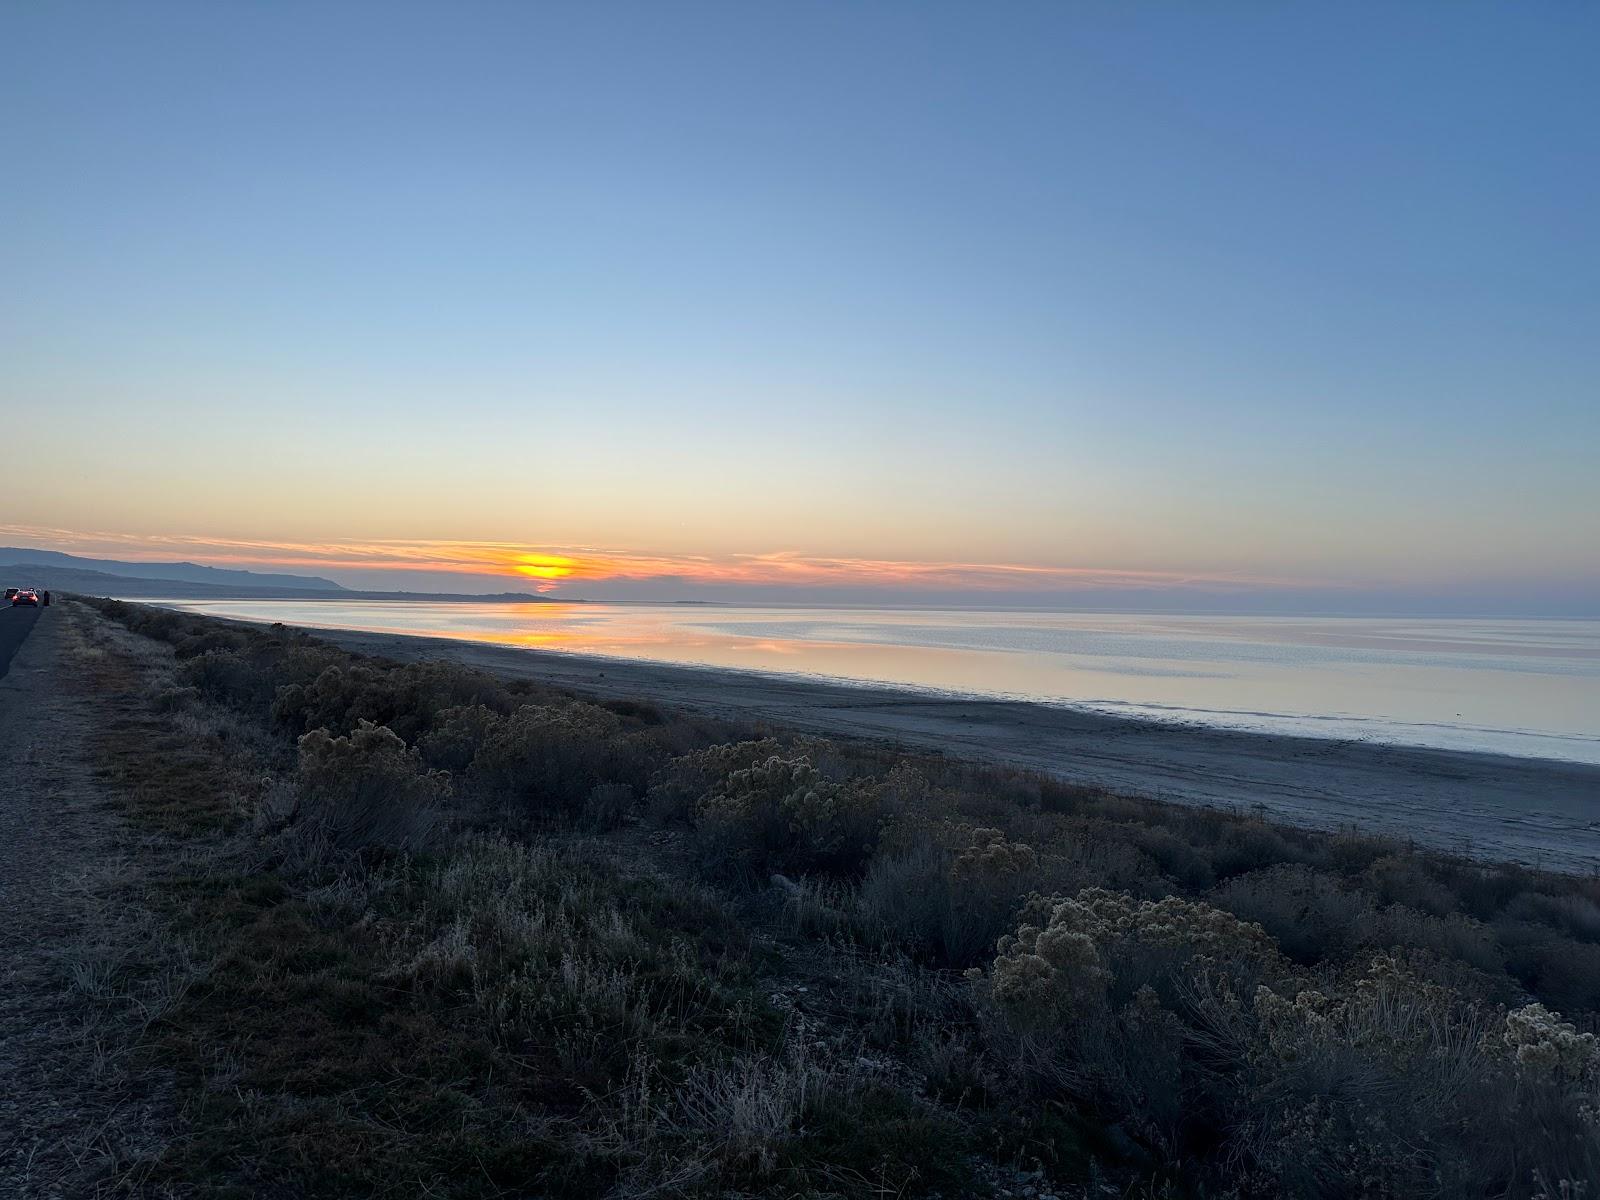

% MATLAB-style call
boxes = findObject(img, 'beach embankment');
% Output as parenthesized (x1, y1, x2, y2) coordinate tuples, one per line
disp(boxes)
(313, 625, 1600, 872)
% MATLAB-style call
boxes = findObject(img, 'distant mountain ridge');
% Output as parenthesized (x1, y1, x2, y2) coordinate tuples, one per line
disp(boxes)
(0, 557, 561, 604)
(0, 563, 262, 598)
(0, 547, 345, 592)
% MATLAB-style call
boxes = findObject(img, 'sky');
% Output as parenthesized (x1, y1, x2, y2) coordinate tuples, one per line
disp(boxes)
(1, 2, 1596, 613)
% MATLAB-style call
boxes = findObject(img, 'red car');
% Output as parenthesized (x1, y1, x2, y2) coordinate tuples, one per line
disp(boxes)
(11, 589, 39, 607)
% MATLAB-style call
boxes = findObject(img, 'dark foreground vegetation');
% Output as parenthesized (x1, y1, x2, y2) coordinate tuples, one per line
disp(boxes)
(81, 597, 1600, 1198)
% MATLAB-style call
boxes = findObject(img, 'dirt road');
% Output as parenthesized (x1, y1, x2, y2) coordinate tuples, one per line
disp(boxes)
(0, 605, 41, 681)
(0, 605, 172, 1197)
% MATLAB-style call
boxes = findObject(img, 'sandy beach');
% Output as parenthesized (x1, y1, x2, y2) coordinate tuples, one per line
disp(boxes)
(315, 626, 1600, 872)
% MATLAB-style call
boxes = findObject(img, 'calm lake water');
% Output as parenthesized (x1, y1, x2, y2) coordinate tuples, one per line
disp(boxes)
(146, 600, 1600, 765)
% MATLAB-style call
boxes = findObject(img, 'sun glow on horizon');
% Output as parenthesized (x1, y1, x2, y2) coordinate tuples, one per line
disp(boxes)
(512, 554, 581, 588)
(0, 523, 1324, 598)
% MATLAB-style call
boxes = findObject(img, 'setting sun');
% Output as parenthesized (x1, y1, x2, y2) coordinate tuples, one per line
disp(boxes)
(511, 553, 581, 583)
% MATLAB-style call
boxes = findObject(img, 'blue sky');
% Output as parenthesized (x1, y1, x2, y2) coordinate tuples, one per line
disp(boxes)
(1, 2, 1596, 612)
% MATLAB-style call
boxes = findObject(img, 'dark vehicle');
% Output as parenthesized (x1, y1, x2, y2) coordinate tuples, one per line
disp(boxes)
(3, 588, 15, 602)
(11, 589, 39, 607)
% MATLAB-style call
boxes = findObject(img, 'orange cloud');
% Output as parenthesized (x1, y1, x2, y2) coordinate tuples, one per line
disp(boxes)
(0, 524, 1321, 595)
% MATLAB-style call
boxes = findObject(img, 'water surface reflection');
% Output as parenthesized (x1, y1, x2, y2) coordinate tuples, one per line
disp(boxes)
(144, 600, 1600, 764)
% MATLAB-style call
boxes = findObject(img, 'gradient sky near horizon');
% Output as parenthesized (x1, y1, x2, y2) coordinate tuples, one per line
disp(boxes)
(2, 3, 1597, 612)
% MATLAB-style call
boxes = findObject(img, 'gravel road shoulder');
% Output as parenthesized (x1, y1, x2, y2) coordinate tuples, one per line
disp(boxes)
(0, 604, 179, 1198)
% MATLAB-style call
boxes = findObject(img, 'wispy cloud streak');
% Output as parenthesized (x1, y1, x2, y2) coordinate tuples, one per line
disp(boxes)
(0, 525, 1316, 595)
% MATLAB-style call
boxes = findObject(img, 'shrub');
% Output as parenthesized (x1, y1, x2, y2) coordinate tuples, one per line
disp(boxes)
(1502, 1001, 1600, 1079)
(1208, 820, 1300, 879)
(1442, 861, 1541, 922)
(1127, 824, 1215, 890)
(979, 888, 1282, 1153)
(1495, 922, 1600, 1013)
(1235, 957, 1600, 1197)
(694, 755, 886, 880)
(418, 703, 503, 771)
(600, 697, 664, 724)
(274, 663, 396, 738)
(180, 648, 277, 710)
(643, 738, 783, 826)
(469, 701, 623, 815)
(859, 827, 1050, 968)
(152, 684, 201, 713)
(1362, 852, 1459, 916)
(172, 627, 251, 660)
(581, 782, 634, 833)
(1035, 775, 1105, 815)
(1323, 831, 1402, 875)
(271, 659, 514, 741)
(978, 893, 1600, 1194)
(1505, 891, 1600, 943)
(294, 720, 448, 853)
(986, 888, 1281, 1027)
(1359, 904, 1505, 974)
(1046, 820, 1162, 896)
(1209, 865, 1370, 963)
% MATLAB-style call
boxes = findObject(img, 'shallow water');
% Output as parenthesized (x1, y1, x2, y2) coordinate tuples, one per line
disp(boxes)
(145, 599, 1600, 764)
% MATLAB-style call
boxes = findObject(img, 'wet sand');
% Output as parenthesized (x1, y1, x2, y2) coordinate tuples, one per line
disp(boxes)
(320, 626, 1600, 872)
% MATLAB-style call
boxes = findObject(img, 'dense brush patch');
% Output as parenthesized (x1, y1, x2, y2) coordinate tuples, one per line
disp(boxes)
(82, 597, 1600, 1197)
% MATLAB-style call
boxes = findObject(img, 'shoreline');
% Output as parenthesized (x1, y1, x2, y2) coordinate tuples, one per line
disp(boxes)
(307, 624, 1600, 873)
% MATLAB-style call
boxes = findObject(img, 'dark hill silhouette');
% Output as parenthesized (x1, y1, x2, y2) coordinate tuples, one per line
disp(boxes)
(0, 547, 344, 592)
(0, 562, 559, 604)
